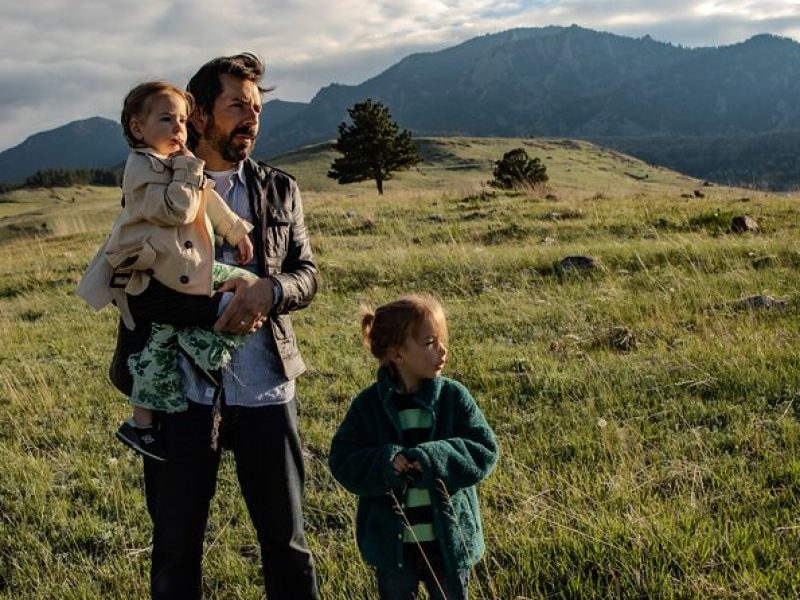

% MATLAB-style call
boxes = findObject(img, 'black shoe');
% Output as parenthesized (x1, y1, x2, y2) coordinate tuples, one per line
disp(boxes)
(115, 419, 167, 462)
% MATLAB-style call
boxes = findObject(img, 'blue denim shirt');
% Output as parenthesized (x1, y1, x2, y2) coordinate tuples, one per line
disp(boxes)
(177, 162, 294, 406)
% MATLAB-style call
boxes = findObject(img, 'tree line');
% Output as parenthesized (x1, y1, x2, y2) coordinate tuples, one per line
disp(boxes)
(0, 167, 122, 194)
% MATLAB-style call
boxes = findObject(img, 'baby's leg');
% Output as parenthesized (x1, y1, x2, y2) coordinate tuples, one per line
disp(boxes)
(127, 323, 185, 412)
(132, 405, 154, 427)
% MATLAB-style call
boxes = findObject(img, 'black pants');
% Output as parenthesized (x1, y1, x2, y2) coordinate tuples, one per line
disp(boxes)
(110, 279, 223, 395)
(143, 399, 319, 599)
(127, 278, 222, 329)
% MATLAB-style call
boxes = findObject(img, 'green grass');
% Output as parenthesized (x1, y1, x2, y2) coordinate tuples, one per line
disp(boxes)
(272, 136, 702, 194)
(0, 186, 120, 241)
(1, 139, 799, 598)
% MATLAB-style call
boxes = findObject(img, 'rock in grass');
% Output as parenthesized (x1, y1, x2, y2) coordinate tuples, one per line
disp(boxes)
(730, 215, 759, 234)
(557, 255, 600, 272)
(751, 255, 777, 269)
(733, 295, 787, 311)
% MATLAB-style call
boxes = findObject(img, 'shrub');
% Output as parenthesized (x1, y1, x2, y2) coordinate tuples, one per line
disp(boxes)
(491, 148, 548, 189)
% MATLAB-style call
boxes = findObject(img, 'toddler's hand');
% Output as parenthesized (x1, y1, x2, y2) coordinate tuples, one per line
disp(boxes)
(171, 141, 194, 159)
(392, 452, 413, 476)
(236, 236, 254, 265)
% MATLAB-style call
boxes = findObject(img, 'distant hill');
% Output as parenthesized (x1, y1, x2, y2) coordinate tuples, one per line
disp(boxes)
(596, 129, 800, 189)
(0, 100, 308, 183)
(0, 136, 706, 243)
(10, 133, 785, 245)
(269, 136, 701, 194)
(0, 117, 127, 184)
(4, 26, 800, 188)
(261, 99, 308, 129)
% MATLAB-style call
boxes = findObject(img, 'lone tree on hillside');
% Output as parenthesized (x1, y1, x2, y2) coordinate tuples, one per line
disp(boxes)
(328, 99, 420, 194)
(491, 148, 548, 189)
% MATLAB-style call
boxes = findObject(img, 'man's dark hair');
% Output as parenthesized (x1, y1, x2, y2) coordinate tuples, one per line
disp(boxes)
(186, 53, 272, 148)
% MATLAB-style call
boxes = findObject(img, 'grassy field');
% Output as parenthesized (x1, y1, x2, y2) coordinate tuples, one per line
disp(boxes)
(274, 137, 698, 194)
(1, 138, 799, 598)
(0, 186, 121, 242)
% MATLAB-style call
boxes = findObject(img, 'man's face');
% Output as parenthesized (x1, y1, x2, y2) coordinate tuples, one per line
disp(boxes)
(200, 74, 262, 164)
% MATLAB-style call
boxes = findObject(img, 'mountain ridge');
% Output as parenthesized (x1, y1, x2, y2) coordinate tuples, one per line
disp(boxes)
(0, 117, 128, 183)
(3, 26, 800, 188)
(260, 26, 800, 156)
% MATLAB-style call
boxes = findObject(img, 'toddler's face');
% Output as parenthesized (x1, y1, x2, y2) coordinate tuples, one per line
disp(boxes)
(131, 92, 188, 156)
(392, 317, 448, 392)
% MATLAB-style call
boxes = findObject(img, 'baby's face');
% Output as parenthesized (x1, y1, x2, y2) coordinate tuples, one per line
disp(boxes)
(131, 92, 188, 156)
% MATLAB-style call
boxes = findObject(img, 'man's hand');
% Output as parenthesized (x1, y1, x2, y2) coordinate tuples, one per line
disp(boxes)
(214, 276, 274, 333)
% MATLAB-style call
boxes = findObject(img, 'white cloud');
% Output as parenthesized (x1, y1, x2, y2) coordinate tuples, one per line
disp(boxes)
(0, 0, 799, 151)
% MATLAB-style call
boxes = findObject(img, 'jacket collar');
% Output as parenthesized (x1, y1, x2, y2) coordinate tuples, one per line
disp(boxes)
(132, 146, 167, 160)
(243, 157, 267, 182)
(131, 147, 176, 174)
(234, 160, 247, 184)
(376, 364, 443, 408)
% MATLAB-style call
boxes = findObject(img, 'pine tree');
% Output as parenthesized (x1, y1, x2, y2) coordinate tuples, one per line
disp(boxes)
(328, 99, 420, 194)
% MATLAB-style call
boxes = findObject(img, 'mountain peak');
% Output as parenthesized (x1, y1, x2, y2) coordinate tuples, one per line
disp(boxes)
(24, 117, 120, 146)
(0, 117, 126, 183)
(3, 26, 800, 188)
(743, 33, 793, 44)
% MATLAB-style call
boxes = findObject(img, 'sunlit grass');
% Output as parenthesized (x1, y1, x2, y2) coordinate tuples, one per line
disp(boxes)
(1, 147, 799, 597)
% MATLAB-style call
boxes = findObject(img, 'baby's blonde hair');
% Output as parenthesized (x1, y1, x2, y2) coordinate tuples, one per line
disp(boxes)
(361, 294, 448, 363)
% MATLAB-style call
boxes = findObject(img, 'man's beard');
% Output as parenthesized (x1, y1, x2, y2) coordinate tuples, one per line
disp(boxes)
(206, 120, 258, 163)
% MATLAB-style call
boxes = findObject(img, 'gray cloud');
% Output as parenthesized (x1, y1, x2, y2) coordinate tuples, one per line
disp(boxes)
(1, 0, 799, 151)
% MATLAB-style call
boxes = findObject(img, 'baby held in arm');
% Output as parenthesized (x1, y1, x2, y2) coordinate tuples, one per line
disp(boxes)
(77, 80, 258, 461)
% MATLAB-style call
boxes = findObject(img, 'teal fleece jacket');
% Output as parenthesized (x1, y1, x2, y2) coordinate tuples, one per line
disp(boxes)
(328, 366, 499, 573)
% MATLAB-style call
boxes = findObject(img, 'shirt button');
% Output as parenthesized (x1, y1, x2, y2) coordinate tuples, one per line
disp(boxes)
(180, 275, 189, 284)
(184, 240, 193, 249)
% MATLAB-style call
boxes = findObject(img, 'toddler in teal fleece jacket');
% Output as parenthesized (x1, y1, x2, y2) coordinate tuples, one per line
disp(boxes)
(329, 294, 499, 600)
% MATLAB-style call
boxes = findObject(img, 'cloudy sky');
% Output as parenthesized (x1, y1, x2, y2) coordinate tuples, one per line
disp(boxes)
(1, 0, 799, 152)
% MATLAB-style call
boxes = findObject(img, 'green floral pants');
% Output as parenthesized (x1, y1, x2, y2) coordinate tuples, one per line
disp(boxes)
(127, 262, 254, 412)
